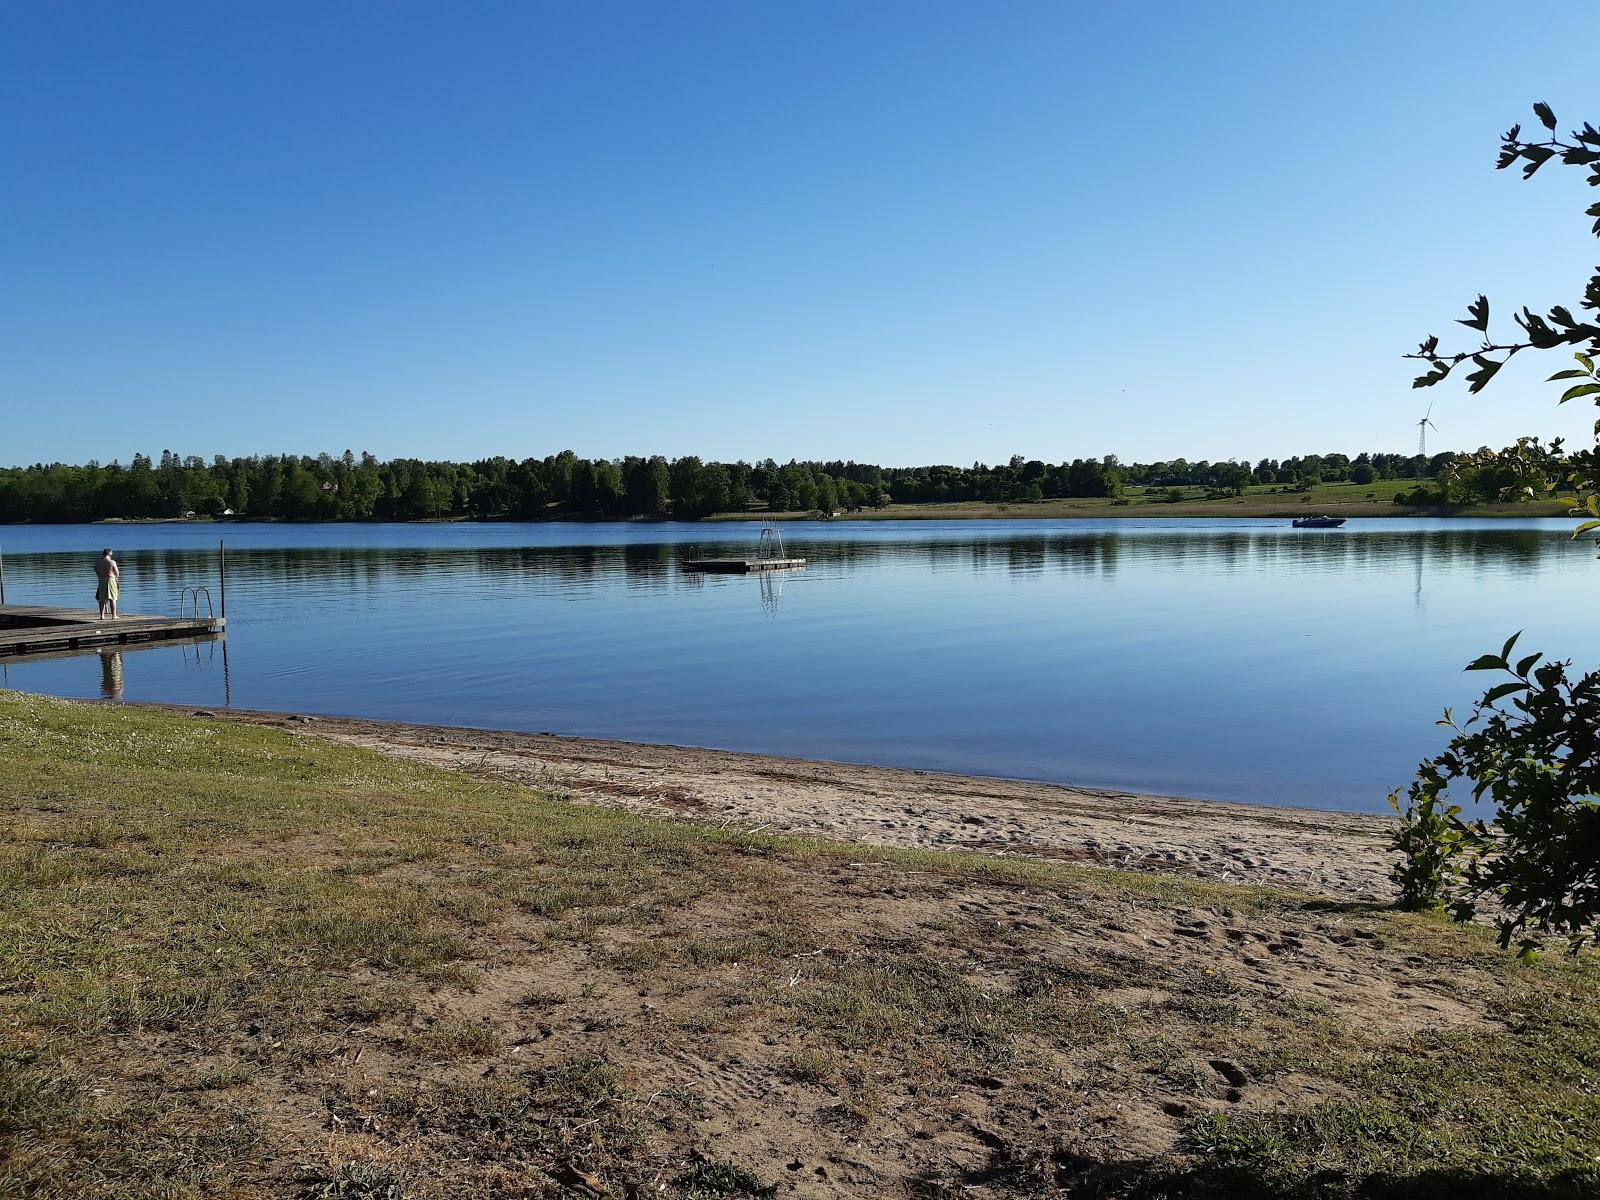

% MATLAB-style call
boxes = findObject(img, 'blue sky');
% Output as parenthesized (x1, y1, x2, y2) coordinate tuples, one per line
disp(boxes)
(3, 2, 1597, 467)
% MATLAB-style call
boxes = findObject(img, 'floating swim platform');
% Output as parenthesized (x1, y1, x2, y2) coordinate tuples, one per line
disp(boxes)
(681, 557, 806, 573)
(683, 525, 806, 573)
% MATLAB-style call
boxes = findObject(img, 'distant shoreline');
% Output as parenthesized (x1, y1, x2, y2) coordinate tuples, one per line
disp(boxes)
(0, 499, 1573, 526)
(712, 499, 1571, 521)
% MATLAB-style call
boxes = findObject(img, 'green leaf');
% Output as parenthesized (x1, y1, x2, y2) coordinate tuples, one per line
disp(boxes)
(1546, 369, 1589, 381)
(1558, 383, 1600, 404)
(1533, 101, 1558, 131)
(1466, 654, 1507, 672)
(1577, 352, 1595, 372)
(1500, 631, 1522, 662)
(1515, 652, 1543, 676)
(1572, 519, 1600, 536)
(1482, 681, 1530, 706)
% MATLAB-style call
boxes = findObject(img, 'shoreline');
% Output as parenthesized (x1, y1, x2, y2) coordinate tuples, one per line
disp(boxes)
(136, 702, 1398, 902)
(11, 501, 1571, 524)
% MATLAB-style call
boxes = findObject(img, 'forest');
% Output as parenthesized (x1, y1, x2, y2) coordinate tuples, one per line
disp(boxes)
(0, 448, 1457, 522)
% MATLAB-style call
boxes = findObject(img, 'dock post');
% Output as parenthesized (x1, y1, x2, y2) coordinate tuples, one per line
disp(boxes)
(0, 546, 5, 605)
(219, 539, 227, 620)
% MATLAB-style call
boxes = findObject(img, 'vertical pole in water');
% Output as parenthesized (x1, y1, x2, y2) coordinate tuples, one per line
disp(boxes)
(219, 539, 227, 620)
(0, 545, 6, 605)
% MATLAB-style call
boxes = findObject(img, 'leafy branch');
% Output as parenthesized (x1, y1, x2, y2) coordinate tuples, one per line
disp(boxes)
(1404, 104, 1600, 394)
(1390, 637, 1600, 959)
(1391, 104, 1600, 958)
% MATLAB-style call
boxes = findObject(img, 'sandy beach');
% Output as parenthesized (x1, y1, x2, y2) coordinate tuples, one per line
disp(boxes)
(150, 705, 1398, 902)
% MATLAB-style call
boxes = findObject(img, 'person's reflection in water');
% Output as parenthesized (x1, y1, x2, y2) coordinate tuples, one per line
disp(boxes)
(98, 650, 124, 700)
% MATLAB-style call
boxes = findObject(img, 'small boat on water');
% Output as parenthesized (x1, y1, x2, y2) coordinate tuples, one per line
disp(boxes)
(1292, 515, 1346, 529)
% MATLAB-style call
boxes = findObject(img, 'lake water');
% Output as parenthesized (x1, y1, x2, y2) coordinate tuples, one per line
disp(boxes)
(1, 519, 1593, 813)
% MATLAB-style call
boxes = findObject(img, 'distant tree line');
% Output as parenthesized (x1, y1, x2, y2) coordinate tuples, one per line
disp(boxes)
(887, 450, 1454, 504)
(0, 447, 1458, 523)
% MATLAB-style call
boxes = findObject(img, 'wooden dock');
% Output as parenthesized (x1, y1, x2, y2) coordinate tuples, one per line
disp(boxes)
(0, 605, 225, 658)
(681, 557, 806, 573)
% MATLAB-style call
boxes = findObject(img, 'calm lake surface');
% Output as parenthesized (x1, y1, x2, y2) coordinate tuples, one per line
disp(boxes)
(1, 519, 1593, 813)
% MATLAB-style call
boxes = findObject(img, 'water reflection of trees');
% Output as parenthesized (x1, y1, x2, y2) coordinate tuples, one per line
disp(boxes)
(0, 529, 1576, 599)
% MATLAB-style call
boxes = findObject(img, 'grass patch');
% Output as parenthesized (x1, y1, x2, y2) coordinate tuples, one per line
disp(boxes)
(723, 482, 1569, 522)
(1165, 996, 1252, 1028)
(674, 1160, 777, 1198)
(412, 1019, 504, 1058)
(803, 956, 1022, 1054)
(1, 692, 1597, 1198)
(778, 1046, 836, 1084)
(298, 1163, 410, 1199)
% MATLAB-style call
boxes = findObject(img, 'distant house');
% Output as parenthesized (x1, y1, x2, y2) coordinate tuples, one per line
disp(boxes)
(219, 508, 235, 517)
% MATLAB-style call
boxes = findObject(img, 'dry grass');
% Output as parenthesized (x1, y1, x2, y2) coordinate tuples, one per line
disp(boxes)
(1, 692, 1597, 1199)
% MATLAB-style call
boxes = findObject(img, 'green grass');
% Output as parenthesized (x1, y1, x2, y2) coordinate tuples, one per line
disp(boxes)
(1, 692, 1597, 1199)
(706, 480, 1569, 521)
(674, 1160, 777, 1197)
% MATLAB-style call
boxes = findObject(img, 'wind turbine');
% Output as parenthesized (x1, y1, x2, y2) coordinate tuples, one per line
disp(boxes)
(1416, 399, 1439, 457)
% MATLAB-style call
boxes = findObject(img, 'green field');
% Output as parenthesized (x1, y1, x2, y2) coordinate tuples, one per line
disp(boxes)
(2, 694, 1597, 1198)
(710, 481, 1569, 522)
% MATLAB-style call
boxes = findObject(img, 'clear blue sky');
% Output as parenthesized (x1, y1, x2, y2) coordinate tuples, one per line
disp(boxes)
(3, 2, 1597, 468)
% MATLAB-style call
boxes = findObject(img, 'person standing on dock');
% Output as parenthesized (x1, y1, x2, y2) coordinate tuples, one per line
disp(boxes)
(94, 548, 120, 620)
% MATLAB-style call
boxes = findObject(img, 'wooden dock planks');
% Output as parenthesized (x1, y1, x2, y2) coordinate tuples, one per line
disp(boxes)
(0, 605, 225, 657)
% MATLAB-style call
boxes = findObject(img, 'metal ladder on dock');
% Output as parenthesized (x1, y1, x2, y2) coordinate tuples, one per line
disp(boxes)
(178, 586, 216, 622)
(757, 526, 786, 561)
